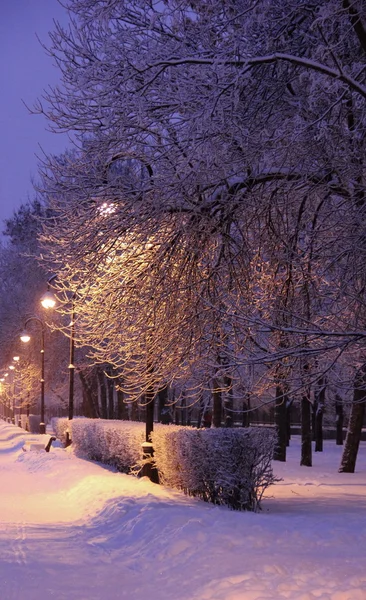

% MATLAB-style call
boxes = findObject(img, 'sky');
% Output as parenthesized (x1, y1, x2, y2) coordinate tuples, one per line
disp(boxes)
(0, 421, 366, 599)
(0, 0, 69, 232)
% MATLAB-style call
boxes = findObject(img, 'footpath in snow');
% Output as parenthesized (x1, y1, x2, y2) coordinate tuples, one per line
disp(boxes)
(0, 421, 365, 600)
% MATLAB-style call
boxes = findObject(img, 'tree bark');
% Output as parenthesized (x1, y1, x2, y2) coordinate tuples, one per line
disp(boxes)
(130, 400, 138, 422)
(106, 377, 114, 419)
(339, 366, 366, 473)
(78, 368, 99, 418)
(314, 379, 326, 452)
(286, 398, 293, 446)
(157, 386, 168, 422)
(301, 390, 312, 466)
(335, 395, 344, 445)
(116, 388, 128, 420)
(242, 394, 251, 427)
(224, 377, 234, 427)
(145, 388, 155, 442)
(274, 384, 287, 462)
(212, 381, 222, 428)
(97, 370, 108, 419)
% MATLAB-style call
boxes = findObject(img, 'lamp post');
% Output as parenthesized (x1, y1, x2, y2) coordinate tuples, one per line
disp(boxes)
(8, 364, 15, 423)
(2, 373, 10, 421)
(41, 282, 76, 446)
(11, 357, 20, 425)
(20, 317, 46, 434)
(0, 377, 5, 419)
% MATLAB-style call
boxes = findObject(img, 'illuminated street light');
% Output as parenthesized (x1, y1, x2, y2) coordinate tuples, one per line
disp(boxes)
(40, 290, 57, 310)
(20, 316, 46, 434)
(41, 278, 75, 446)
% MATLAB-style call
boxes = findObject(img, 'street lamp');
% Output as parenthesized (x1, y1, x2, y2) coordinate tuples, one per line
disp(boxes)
(8, 364, 16, 423)
(0, 376, 6, 419)
(20, 317, 46, 434)
(2, 373, 10, 421)
(41, 283, 75, 446)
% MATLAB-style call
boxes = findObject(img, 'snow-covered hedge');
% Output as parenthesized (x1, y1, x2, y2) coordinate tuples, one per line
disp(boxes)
(51, 417, 69, 444)
(151, 427, 277, 511)
(54, 418, 145, 473)
(52, 418, 277, 510)
(20, 415, 28, 431)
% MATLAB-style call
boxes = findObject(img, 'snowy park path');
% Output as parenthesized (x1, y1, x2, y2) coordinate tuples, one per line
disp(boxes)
(0, 422, 366, 600)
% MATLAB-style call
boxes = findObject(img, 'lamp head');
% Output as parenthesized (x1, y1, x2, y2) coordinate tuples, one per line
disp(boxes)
(41, 290, 57, 309)
(20, 331, 31, 343)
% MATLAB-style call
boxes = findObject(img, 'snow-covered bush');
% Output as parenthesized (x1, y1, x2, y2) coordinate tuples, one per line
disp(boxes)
(151, 427, 278, 511)
(69, 419, 145, 473)
(20, 415, 29, 431)
(52, 417, 69, 444)
(52, 418, 277, 509)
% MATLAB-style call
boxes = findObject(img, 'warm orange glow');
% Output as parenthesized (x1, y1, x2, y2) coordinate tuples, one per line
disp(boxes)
(41, 291, 57, 309)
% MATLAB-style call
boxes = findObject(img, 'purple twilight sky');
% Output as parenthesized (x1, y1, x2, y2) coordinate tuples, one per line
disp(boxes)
(0, 0, 69, 235)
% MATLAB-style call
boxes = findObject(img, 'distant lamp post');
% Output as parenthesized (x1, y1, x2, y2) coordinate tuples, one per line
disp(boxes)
(8, 364, 16, 423)
(41, 283, 75, 446)
(3, 373, 10, 421)
(0, 377, 5, 419)
(20, 317, 46, 434)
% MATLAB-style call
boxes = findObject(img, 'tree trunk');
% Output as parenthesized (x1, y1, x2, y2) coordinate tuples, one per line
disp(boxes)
(301, 391, 312, 466)
(314, 379, 326, 452)
(335, 394, 344, 445)
(339, 367, 366, 473)
(78, 368, 99, 418)
(224, 377, 234, 427)
(274, 384, 287, 462)
(242, 394, 251, 427)
(181, 394, 187, 426)
(116, 388, 128, 420)
(157, 386, 168, 422)
(286, 398, 293, 446)
(97, 370, 108, 419)
(312, 398, 317, 442)
(106, 377, 114, 419)
(130, 400, 137, 421)
(145, 388, 155, 442)
(196, 395, 204, 428)
(212, 382, 222, 428)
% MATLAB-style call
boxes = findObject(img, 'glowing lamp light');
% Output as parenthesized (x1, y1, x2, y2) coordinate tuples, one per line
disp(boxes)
(20, 331, 31, 343)
(98, 201, 116, 216)
(13, 356, 20, 361)
(40, 291, 57, 309)
(8, 365, 15, 370)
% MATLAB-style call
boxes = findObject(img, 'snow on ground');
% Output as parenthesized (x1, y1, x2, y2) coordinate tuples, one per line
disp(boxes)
(0, 422, 365, 600)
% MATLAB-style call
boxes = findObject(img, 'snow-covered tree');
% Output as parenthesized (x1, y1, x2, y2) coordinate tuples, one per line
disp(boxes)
(35, 1, 366, 457)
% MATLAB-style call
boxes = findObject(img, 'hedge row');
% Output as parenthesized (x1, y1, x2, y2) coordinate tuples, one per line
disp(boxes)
(151, 426, 277, 511)
(52, 418, 277, 510)
(52, 417, 145, 473)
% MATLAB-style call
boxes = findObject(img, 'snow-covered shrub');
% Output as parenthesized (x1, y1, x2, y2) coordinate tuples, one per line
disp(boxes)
(20, 415, 29, 430)
(52, 417, 69, 444)
(151, 427, 278, 511)
(69, 419, 145, 473)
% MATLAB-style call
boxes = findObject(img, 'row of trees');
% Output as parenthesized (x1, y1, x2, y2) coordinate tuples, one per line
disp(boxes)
(1, 0, 365, 470)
